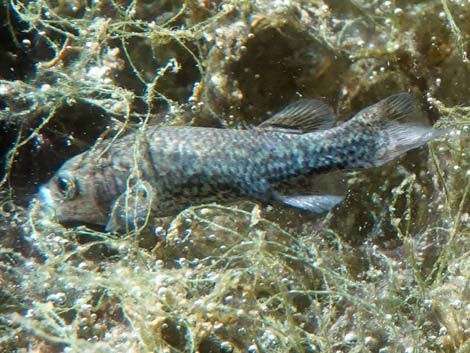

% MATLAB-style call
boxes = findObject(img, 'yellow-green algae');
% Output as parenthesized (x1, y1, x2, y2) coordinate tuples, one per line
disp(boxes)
(0, 0, 469, 352)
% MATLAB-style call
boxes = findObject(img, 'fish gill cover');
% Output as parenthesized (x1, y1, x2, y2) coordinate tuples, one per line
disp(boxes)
(0, 0, 469, 353)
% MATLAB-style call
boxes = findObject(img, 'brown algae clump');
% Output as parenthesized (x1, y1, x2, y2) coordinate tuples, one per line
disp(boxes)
(1, 1, 470, 353)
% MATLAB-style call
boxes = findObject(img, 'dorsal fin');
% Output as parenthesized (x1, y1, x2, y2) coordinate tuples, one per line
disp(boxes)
(258, 99, 336, 133)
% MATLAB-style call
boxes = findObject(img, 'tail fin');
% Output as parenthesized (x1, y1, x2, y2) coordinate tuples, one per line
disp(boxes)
(351, 93, 447, 166)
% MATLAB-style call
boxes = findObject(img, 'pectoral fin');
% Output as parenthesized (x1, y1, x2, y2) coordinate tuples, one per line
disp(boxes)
(273, 192, 344, 213)
(105, 181, 154, 233)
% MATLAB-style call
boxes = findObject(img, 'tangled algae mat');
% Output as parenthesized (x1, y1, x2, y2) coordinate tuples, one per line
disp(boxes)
(0, 0, 469, 352)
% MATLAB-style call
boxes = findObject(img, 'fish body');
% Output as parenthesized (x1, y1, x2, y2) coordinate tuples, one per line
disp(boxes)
(38, 93, 445, 231)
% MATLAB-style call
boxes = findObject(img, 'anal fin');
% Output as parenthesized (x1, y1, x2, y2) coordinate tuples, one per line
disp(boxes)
(273, 192, 344, 213)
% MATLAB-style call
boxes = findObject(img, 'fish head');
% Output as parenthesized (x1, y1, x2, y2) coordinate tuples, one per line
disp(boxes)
(38, 153, 108, 226)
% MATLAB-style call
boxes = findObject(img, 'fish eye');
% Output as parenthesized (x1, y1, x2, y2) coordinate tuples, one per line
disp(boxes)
(57, 176, 77, 200)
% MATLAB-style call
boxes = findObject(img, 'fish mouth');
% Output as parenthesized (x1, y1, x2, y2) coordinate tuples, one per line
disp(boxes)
(29, 186, 60, 223)
(37, 186, 61, 219)
(38, 186, 55, 207)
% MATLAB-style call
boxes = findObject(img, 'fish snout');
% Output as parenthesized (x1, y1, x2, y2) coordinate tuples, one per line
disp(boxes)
(32, 186, 60, 222)
(38, 186, 55, 208)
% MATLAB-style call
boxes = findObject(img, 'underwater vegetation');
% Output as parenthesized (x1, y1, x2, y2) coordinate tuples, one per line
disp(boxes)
(0, 0, 469, 352)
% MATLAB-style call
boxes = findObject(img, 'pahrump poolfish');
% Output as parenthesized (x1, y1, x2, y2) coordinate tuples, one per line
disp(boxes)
(37, 93, 445, 232)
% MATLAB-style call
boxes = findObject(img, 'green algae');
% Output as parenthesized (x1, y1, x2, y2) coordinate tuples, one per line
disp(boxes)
(1, 0, 469, 352)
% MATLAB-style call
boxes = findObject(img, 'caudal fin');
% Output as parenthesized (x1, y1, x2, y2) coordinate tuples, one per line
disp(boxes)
(351, 93, 447, 166)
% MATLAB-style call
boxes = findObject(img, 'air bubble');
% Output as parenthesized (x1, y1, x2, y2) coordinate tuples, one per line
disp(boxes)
(364, 336, 378, 347)
(154, 226, 165, 239)
(46, 292, 66, 305)
(393, 8, 403, 15)
(207, 234, 217, 242)
(237, 327, 247, 335)
(344, 331, 358, 343)
(183, 217, 192, 227)
(220, 341, 233, 352)
(247, 344, 258, 353)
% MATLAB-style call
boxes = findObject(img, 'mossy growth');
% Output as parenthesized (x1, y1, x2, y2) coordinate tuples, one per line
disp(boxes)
(1, 0, 469, 352)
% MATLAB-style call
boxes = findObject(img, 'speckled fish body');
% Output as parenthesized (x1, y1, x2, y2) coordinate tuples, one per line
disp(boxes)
(94, 126, 355, 211)
(38, 93, 445, 231)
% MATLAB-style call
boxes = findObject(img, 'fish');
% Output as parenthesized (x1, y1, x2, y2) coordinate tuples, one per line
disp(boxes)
(37, 93, 446, 232)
